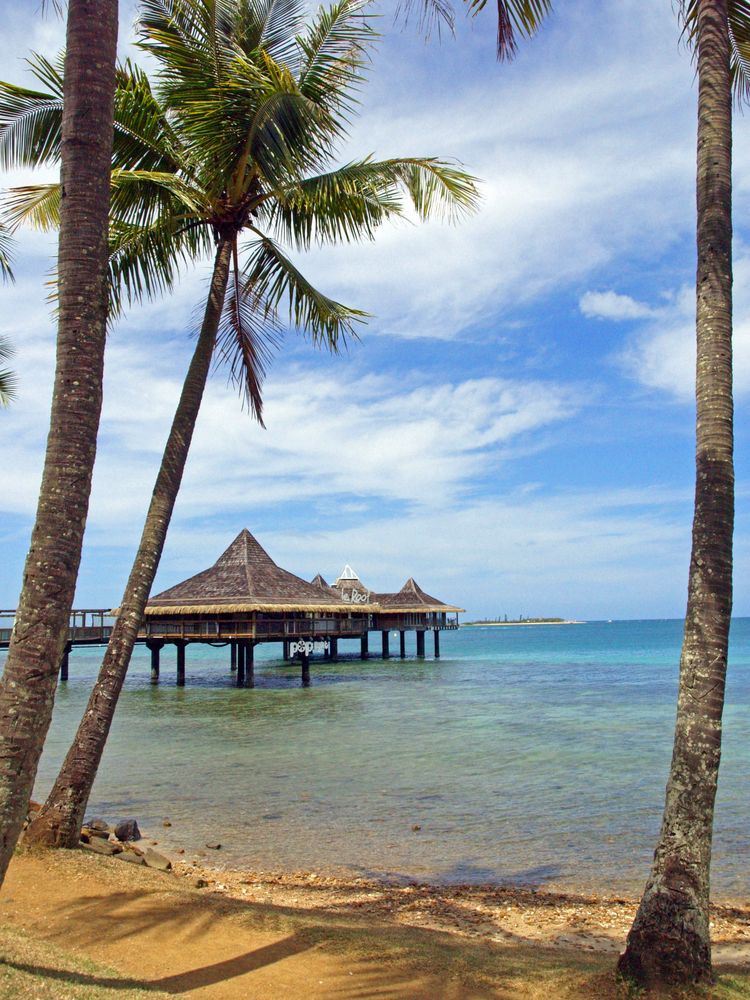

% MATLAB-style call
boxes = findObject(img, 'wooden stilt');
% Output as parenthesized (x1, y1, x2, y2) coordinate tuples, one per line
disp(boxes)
(230, 641, 237, 672)
(381, 630, 390, 659)
(245, 642, 255, 688)
(330, 637, 338, 662)
(416, 630, 425, 657)
(301, 653, 311, 687)
(59, 641, 72, 682)
(147, 640, 163, 684)
(360, 633, 369, 660)
(176, 642, 186, 686)
(236, 641, 246, 686)
(433, 630, 440, 658)
(283, 639, 291, 661)
(399, 631, 406, 658)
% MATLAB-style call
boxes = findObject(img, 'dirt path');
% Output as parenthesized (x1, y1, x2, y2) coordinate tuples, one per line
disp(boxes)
(1, 850, 749, 999)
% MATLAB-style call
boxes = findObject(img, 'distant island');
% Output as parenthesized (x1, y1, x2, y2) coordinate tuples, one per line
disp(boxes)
(462, 617, 584, 627)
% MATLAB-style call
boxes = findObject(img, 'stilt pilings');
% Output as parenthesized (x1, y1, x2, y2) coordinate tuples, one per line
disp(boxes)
(176, 641, 186, 686)
(59, 641, 72, 682)
(416, 630, 425, 657)
(147, 639, 164, 684)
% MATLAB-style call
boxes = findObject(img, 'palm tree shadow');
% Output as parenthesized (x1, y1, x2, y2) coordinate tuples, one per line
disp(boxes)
(2, 933, 312, 995)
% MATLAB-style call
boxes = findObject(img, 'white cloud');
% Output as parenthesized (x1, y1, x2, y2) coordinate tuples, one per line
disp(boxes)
(580, 290, 656, 322)
(616, 251, 750, 400)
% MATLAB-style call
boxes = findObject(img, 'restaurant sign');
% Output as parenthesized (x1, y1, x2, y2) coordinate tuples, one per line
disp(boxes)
(290, 639, 330, 656)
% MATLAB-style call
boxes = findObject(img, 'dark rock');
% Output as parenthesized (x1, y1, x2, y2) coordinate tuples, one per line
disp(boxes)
(411, 825, 422, 832)
(205, 843, 222, 850)
(114, 819, 141, 842)
(81, 838, 121, 856)
(192, 877, 209, 889)
(87, 818, 110, 833)
(118, 851, 146, 866)
(83, 825, 112, 841)
(162, 819, 172, 827)
(143, 848, 172, 872)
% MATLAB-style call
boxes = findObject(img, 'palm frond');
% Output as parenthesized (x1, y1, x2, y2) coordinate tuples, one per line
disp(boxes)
(113, 60, 190, 173)
(108, 214, 213, 316)
(0, 76, 63, 169)
(681, 0, 750, 104)
(268, 156, 478, 249)
(0, 335, 18, 406)
(394, 0, 454, 40)
(243, 231, 366, 350)
(371, 157, 480, 222)
(297, 0, 374, 113)
(0, 222, 14, 282)
(1, 183, 61, 232)
(215, 244, 282, 422)
(110, 168, 207, 228)
(239, 0, 306, 68)
(468, 0, 553, 59)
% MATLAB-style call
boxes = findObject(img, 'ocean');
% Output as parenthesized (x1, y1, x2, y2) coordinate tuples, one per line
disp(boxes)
(11, 618, 750, 897)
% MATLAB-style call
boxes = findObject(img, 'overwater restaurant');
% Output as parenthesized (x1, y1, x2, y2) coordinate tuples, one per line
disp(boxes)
(140, 529, 463, 685)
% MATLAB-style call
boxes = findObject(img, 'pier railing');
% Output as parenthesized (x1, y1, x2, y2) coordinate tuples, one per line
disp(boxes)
(0, 609, 115, 648)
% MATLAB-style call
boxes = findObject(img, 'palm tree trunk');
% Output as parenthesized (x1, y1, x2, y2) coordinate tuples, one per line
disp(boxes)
(0, 1, 117, 887)
(25, 239, 233, 848)
(618, 0, 733, 986)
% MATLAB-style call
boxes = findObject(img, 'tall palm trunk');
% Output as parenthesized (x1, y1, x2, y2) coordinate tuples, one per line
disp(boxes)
(0, 0, 117, 887)
(618, 0, 734, 986)
(26, 239, 232, 848)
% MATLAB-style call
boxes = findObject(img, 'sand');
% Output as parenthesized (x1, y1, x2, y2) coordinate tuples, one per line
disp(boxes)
(2, 848, 750, 998)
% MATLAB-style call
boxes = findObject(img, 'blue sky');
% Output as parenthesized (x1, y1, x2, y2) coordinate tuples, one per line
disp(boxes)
(1, 0, 749, 620)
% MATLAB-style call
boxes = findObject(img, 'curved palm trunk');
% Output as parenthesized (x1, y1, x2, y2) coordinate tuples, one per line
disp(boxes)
(618, 0, 733, 986)
(26, 239, 232, 848)
(0, 1, 117, 887)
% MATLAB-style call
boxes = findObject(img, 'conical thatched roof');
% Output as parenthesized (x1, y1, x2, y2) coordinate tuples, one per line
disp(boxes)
(311, 573, 331, 590)
(378, 577, 464, 613)
(145, 530, 350, 614)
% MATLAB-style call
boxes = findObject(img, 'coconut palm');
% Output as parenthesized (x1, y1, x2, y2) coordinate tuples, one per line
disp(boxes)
(1, 0, 478, 849)
(617, 0, 749, 984)
(0, 0, 118, 889)
(418, 0, 748, 985)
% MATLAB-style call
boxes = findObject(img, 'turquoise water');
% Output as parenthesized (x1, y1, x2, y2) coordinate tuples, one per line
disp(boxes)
(10, 619, 750, 896)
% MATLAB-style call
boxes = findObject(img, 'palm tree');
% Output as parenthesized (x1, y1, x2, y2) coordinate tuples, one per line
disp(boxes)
(418, 0, 748, 985)
(0, 0, 118, 889)
(2, 0, 478, 849)
(617, 0, 750, 984)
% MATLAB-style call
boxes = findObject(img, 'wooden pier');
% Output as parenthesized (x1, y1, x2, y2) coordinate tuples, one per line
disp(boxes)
(0, 529, 462, 687)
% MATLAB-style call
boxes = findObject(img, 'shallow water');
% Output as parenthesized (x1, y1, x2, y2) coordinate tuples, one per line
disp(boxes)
(7, 619, 750, 896)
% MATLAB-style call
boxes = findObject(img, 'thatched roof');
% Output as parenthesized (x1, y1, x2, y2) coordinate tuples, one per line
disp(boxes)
(332, 564, 372, 604)
(311, 573, 331, 590)
(144, 530, 351, 614)
(378, 577, 464, 613)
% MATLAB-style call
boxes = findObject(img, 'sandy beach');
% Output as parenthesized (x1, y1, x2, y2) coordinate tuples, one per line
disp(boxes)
(2, 847, 749, 999)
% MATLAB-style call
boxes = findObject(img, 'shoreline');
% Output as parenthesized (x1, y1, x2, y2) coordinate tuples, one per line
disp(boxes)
(47, 840, 750, 959)
(461, 620, 586, 628)
(6, 848, 750, 998)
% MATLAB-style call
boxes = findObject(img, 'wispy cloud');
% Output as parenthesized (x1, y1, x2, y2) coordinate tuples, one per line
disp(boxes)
(580, 291, 656, 322)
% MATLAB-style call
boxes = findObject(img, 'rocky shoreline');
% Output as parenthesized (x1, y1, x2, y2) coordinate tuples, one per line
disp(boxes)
(21, 806, 750, 960)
